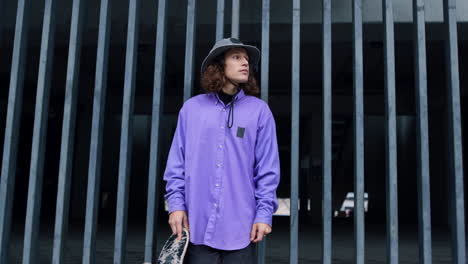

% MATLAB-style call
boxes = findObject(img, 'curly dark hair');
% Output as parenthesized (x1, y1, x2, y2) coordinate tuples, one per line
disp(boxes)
(200, 59, 260, 96)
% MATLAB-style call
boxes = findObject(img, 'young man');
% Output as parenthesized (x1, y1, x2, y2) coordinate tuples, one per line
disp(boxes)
(163, 38, 280, 263)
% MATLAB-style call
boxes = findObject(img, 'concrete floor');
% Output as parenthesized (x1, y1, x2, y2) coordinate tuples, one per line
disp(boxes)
(8, 217, 457, 263)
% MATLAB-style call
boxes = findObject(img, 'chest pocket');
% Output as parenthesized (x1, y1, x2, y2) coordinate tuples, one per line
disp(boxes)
(236, 127, 245, 138)
(229, 114, 257, 148)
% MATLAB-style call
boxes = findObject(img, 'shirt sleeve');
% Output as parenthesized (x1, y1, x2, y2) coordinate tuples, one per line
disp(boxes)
(163, 106, 187, 214)
(253, 104, 280, 226)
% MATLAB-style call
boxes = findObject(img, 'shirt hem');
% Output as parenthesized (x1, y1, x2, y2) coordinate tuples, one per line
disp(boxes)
(190, 238, 252, 251)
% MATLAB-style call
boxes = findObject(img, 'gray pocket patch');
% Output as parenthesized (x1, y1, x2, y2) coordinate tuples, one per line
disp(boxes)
(237, 127, 245, 138)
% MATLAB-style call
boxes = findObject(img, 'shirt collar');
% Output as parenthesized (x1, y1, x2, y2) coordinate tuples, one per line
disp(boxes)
(213, 88, 245, 105)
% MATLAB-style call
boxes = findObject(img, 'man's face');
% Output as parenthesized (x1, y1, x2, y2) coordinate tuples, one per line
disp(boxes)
(223, 48, 250, 84)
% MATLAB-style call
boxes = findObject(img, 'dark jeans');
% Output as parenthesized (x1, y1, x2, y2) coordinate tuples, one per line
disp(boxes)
(184, 242, 256, 264)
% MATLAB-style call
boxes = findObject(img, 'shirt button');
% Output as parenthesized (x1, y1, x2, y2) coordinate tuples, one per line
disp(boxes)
(220, 126, 224, 129)
(219, 145, 223, 149)
(217, 163, 221, 167)
(215, 183, 219, 187)
(214, 203, 218, 208)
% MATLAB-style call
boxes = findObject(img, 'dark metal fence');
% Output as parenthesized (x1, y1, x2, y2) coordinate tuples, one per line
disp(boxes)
(0, 0, 466, 263)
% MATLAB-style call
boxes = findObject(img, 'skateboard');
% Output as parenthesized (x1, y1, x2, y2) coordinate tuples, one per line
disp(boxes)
(157, 228, 190, 264)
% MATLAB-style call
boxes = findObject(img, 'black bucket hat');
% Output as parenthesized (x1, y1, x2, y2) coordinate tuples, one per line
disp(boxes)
(200, 37, 260, 74)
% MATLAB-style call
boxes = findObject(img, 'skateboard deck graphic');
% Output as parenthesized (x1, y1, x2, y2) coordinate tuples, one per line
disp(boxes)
(157, 228, 190, 264)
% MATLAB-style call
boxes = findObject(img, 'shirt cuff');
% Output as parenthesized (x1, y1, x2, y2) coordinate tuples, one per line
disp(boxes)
(168, 197, 186, 214)
(254, 210, 273, 226)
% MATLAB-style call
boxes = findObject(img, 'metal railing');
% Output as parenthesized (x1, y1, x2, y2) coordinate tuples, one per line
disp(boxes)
(0, 0, 465, 263)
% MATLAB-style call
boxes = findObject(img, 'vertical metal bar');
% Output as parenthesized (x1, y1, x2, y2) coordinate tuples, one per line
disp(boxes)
(22, 0, 56, 263)
(113, 0, 140, 263)
(352, 0, 365, 263)
(183, 0, 196, 101)
(257, 237, 266, 264)
(257, 0, 270, 264)
(260, 0, 269, 103)
(231, 0, 239, 38)
(412, 0, 432, 263)
(382, 0, 399, 263)
(82, 0, 112, 263)
(0, 0, 30, 262)
(144, 0, 168, 262)
(443, 0, 466, 263)
(290, 0, 300, 263)
(216, 0, 224, 41)
(322, 0, 332, 263)
(257, 1, 270, 261)
(52, 0, 86, 263)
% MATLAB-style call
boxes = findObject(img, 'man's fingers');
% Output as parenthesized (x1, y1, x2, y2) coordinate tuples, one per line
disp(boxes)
(169, 223, 176, 235)
(168, 218, 176, 235)
(176, 221, 183, 241)
(250, 224, 257, 241)
(168, 211, 188, 240)
(183, 215, 189, 230)
(253, 228, 265, 243)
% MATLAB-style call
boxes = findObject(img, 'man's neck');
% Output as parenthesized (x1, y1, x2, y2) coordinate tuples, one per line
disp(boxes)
(222, 81, 239, 95)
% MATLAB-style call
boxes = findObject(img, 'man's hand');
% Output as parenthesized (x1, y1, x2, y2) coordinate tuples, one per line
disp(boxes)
(250, 223, 272, 243)
(168, 210, 189, 241)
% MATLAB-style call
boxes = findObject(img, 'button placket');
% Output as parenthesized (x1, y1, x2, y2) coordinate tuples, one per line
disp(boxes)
(214, 105, 226, 216)
(204, 101, 227, 243)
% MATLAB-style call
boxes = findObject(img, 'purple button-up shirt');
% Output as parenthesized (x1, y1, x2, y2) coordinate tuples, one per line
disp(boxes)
(163, 88, 280, 250)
